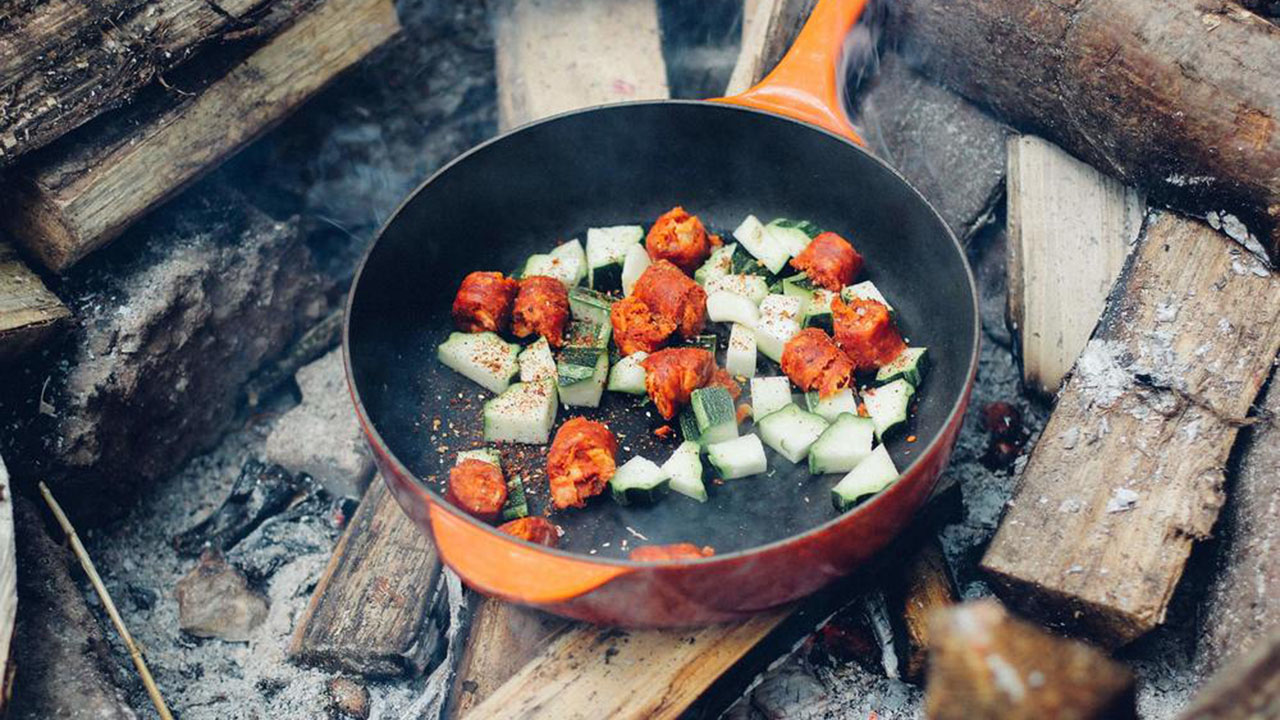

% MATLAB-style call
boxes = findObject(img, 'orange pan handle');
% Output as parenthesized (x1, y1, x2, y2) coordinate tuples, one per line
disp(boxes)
(715, 0, 866, 144)
(430, 503, 631, 605)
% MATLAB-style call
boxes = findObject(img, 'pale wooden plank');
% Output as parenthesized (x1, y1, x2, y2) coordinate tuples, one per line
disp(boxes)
(982, 212, 1280, 647)
(448, 601, 568, 718)
(0, 242, 70, 361)
(3, 0, 400, 272)
(0, 456, 15, 714)
(1006, 135, 1145, 396)
(724, 0, 815, 96)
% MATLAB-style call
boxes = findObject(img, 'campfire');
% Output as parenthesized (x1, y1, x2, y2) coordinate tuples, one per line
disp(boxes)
(0, 0, 1276, 718)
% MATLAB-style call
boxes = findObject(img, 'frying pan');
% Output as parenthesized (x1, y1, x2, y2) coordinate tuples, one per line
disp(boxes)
(345, 0, 979, 626)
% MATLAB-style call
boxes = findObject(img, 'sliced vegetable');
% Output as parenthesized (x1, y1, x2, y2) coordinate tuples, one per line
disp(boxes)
(610, 456, 670, 506)
(502, 476, 529, 520)
(725, 323, 757, 378)
(606, 351, 648, 394)
(863, 378, 915, 440)
(518, 336, 557, 384)
(483, 379, 558, 444)
(678, 408, 703, 447)
(733, 214, 790, 274)
(587, 225, 643, 290)
(875, 347, 929, 387)
(755, 294, 804, 362)
(662, 441, 707, 502)
(691, 386, 738, 445)
(682, 334, 717, 356)
(765, 218, 821, 257)
(694, 242, 738, 286)
(704, 273, 769, 304)
(831, 445, 898, 511)
(523, 239, 586, 287)
(804, 387, 859, 422)
(621, 242, 651, 296)
(455, 447, 501, 468)
(808, 413, 875, 475)
(706, 290, 761, 327)
(706, 434, 768, 479)
(750, 376, 793, 420)
(437, 331, 520, 394)
(841, 280, 894, 314)
(557, 349, 609, 407)
(568, 286, 614, 324)
(757, 404, 829, 464)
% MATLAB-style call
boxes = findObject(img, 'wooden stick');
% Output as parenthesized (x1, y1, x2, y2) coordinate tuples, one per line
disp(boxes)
(38, 482, 173, 720)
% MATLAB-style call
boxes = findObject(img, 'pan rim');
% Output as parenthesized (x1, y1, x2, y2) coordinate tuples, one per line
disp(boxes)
(343, 98, 982, 569)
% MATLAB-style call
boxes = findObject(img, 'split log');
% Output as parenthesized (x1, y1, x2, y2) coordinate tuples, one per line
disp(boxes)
(2, 0, 399, 272)
(0, 457, 14, 714)
(0, 0, 318, 165)
(1179, 631, 1280, 720)
(925, 599, 1136, 720)
(981, 212, 1280, 648)
(724, 0, 815, 96)
(447, 601, 568, 717)
(889, 537, 957, 684)
(0, 242, 70, 362)
(889, 0, 1280, 262)
(1006, 136, 1145, 396)
(289, 478, 441, 677)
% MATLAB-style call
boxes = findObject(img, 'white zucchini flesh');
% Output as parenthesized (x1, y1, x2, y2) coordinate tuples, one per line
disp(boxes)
(733, 214, 790, 274)
(755, 294, 804, 362)
(876, 347, 928, 387)
(706, 291, 761, 327)
(662, 441, 707, 502)
(725, 323, 757, 378)
(706, 434, 768, 479)
(606, 351, 648, 394)
(518, 337, 557, 383)
(609, 456, 670, 505)
(455, 447, 501, 467)
(557, 351, 609, 408)
(841, 280, 894, 313)
(831, 445, 899, 511)
(863, 378, 915, 439)
(764, 220, 812, 257)
(808, 413, 875, 475)
(694, 243, 737, 286)
(805, 387, 859, 422)
(437, 331, 520, 394)
(586, 225, 643, 289)
(704, 274, 769, 304)
(621, 243, 651, 296)
(483, 379, 558, 444)
(750, 376, 793, 420)
(524, 239, 586, 287)
(757, 404, 830, 464)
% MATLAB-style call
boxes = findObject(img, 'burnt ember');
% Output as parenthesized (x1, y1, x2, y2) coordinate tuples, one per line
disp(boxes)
(172, 459, 306, 557)
(979, 401, 1030, 472)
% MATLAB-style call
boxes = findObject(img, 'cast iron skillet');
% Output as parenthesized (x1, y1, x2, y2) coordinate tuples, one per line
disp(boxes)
(344, 0, 979, 626)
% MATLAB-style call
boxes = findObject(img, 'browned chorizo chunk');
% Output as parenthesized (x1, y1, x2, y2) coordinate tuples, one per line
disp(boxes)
(547, 417, 619, 510)
(832, 297, 906, 371)
(640, 347, 715, 420)
(645, 206, 714, 274)
(610, 295, 677, 355)
(511, 275, 570, 347)
(629, 543, 715, 562)
(447, 458, 508, 523)
(452, 271, 519, 334)
(632, 260, 707, 339)
(790, 231, 862, 291)
(781, 327, 855, 398)
(497, 516, 560, 547)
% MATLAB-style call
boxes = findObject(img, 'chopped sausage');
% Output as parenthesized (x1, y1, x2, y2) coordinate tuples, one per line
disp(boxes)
(447, 458, 508, 523)
(645, 206, 713, 274)
(547, 417, 619, 509)
(511, 275, 570, 347)
(832, 297, 905, 371)
(781, 327, 855, 398)
(629, 543, 715, 562)
(633, 260, 707, 338)
(610, 295, 677, 355)
(497, 516, 559, 547)
(452, 271, 519, 334)
(708, 367, 742, 401)
(641, 347, 715, 420)
(789, 231, 862, 291)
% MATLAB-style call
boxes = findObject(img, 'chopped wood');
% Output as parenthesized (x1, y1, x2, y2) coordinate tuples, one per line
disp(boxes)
(0, 241, 70, 362)
(981, 212, 1280, 648)
(1006, 135, 1146, 396)
(724, 0, 815, 96)
(447, 603, 569, 718)
(0, 457, 14, 715)
(1179, 630, 1280, 720)
(2, 0, 399, 272)
(889, 0, 1280, 262)
(889, 537, 957, 684)
(925, 599, 1136, 720)
(1196, 374, 1280, 674)
(290, 478, 441, 677)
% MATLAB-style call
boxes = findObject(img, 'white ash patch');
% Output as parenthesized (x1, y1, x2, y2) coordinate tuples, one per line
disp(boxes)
(1106, 487, 1140, 513)
(1165, 174, 1214, 187)
(1154, 302, 1180, 323)
(1074, 339, 1133, 408)
(1059, 426, 1079, 450)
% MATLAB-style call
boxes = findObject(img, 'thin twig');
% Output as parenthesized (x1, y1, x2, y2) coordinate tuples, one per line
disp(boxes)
(38, 482, 174, 720)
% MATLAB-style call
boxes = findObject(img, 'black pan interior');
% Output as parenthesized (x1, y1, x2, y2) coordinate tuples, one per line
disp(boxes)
(347, 102, 977, 559)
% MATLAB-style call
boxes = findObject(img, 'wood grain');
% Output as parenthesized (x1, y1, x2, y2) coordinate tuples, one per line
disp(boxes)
(0, 457, 15, 714)
(2, 0, 399, 272)
(724, 0, 816, 96)
(289, 478, 442, 677)
(981, 212, 1280, 647)
(889, 537, 956, 683)
(1006, 135, 1145, 396)
(0, 242, 70, 362)
(1179, 631, 1279, 720)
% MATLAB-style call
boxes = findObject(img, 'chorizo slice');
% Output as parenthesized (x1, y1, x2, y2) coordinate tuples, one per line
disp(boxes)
(447, 458, 508, 523)
(452, 271, 519, 334)
(511, 275, 571, 347)
(709, 367, 742, 401)
(832, 297, 906, 371)
(789, 231, 862, 291)
(497, 516, 560, 547)
(610, 295, 677, 355)
(632, 260, 707, 339)
(547, 417, 619, 509)
(629, 543, 715, 562)
(781, 327, 855, 398)
(645, 206, 714, 274)
(641, 347, 716, 420)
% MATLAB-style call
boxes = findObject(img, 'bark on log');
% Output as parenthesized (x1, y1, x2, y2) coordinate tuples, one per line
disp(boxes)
(1, 0, 399, 272)
(889, 0, 1280, 263)
(0, 241, 69, 362)
(981, 212, 1280, 648)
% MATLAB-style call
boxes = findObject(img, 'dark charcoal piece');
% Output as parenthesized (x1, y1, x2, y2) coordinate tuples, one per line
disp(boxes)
(173, 459, 304, 557)
(227, 488, 337, 583)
